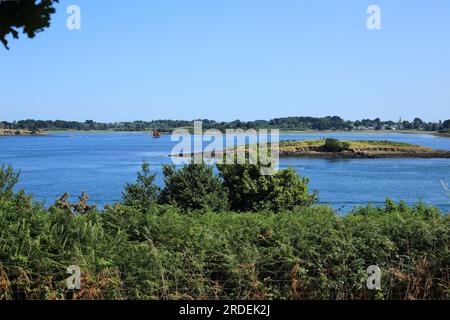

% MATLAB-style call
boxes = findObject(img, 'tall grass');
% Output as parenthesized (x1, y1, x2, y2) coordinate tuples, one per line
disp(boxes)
(1, 194, 448, 300)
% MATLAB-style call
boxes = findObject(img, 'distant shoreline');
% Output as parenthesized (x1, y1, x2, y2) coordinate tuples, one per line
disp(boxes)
(2, 116, 448, 136)
(436, 132, 450, 138)
(1, 129, 449, 138)
(0, 129, 46, 136)
(279, 129, 440, 135)
(35, 129, 448, 135)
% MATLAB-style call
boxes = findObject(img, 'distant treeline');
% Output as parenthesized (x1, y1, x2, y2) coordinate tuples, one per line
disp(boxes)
(1, 116, 449, 132)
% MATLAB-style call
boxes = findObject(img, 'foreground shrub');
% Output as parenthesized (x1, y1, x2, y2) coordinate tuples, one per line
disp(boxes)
(159, 161, 229, 212)
(122, 162, 160, 209)
(0, 164, 20, 200)
(218, 163, 317, 212)
(0, 197, 448, 300)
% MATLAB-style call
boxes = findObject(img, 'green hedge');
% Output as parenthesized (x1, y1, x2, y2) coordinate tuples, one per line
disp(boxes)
(1, 194, 448, 300)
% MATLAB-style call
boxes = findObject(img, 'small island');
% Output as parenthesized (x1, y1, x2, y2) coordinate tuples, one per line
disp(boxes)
(275, 138, 450, 158)
(174, 138, 450, 159)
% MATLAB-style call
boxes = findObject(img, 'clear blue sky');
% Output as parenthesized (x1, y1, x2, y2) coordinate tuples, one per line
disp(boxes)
(1, 0, 449, 122)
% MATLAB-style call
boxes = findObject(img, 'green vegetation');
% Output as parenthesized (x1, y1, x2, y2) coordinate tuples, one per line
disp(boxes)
(438, 120, 450, 136)
(2, 116, 449, 133)
(279, 139, 421, 150)
(269, 139, 450, 159)
(0, 164, 448, 300)
(220, 139, 433, 158)
(218, 162, 317, 212)
(322, 138, 351, 152)
(343, 140, 420, 148)
(159, 162, 229, 212)
(0, 164, 20, 199)
(122, 162, 159, 209)
(439, 120, 450, 133)
(124, 160, 314, 213)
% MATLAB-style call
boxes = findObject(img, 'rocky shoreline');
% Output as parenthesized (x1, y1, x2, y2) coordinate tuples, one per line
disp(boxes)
(278, 148, 450, 159)
(0, 129, 46, 136)
(436, 132, 450, 138)
(276, 144, 450, 158)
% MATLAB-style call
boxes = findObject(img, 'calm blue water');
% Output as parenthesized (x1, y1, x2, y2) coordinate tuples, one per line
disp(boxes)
(0, 132, 449, 213)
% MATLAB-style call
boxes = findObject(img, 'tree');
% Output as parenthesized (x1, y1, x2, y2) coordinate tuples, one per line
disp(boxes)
(217, 163, 317, 212)
(0, 164, 20, 199)
(321, 138, 350, 152)
(0, 0, 59, 49)
(160, 161, 229, 212)
(122, 162, 159, 209)
(413, 117, 424, 130)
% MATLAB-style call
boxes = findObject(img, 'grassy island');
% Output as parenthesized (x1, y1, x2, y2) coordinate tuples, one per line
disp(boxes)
(275, 139, 450, 158)
(180, 139, 450, 159)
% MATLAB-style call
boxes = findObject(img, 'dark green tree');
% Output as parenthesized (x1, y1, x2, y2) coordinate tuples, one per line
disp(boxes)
(0, 0, 59, 49)
(122, 162, 159, 209)
(321, 138, 350, 152)
(217, 163, 317, 212)
(159, 161, 228, 212)
(413, 117, 424, 130)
